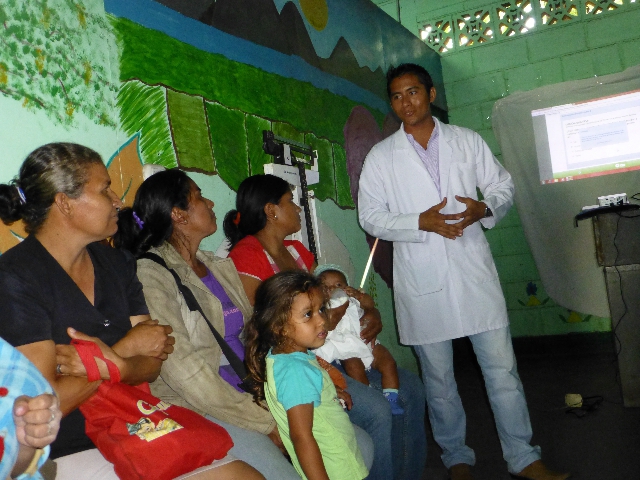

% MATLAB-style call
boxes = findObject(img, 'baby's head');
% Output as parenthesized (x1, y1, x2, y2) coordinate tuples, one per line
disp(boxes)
(326, 288, 349, 331)
(315, 264, 350, 294)
(316, 265, 351, 330)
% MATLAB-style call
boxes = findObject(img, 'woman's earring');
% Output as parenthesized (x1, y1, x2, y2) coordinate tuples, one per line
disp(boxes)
(274, 215, 277, 219)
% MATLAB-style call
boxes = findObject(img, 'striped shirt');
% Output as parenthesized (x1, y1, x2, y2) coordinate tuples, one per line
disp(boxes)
(405, 121, 441, 197)
(0, 337, 53, 480)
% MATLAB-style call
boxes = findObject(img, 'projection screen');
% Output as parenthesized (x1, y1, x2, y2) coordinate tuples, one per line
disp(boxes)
(492, 65, 640, 318)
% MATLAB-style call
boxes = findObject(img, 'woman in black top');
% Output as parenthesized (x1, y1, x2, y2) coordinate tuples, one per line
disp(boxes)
(0, 143, 263, 480)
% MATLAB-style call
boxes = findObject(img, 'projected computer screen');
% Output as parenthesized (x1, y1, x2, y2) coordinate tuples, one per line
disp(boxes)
(531, 89, 640, 184)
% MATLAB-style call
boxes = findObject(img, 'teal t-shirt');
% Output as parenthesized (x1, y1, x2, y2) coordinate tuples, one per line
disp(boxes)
(265, 350, 368, 480)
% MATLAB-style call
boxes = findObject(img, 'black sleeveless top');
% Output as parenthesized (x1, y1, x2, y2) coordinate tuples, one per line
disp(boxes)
(0, 235, 148, 458)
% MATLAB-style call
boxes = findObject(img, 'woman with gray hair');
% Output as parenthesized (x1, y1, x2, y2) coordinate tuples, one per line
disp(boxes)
(0, 143, 262, 480)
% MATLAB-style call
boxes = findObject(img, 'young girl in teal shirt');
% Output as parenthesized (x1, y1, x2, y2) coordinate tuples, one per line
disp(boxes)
(244, 271, 368, 480)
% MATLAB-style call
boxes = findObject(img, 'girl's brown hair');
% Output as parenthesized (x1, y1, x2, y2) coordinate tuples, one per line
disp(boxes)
(244, 270, 322, 405)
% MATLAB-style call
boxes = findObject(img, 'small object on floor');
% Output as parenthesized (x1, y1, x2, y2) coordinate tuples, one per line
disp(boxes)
(510, 460, 571, 480)
(448, 463, 473, 480)
(566, 395, 603, 418)
(564, 393, 582, 408)
(382, 390, 404, 415)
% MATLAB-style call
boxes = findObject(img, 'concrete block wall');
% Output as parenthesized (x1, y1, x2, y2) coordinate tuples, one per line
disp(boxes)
(439, 6, 640, 336)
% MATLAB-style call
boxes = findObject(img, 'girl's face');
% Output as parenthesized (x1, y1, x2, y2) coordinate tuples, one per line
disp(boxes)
(273, 190, 302, 235)
(281, 287, 328, 353)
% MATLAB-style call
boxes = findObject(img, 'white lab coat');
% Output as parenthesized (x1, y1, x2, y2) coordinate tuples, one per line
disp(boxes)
(358, 119, 514, 345)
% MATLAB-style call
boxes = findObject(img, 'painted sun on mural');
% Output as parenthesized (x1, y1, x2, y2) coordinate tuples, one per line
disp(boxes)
(299, 0, 328, 30)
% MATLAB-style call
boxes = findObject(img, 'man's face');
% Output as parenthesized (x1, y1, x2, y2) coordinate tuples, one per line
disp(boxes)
(389, 73, 436, 128)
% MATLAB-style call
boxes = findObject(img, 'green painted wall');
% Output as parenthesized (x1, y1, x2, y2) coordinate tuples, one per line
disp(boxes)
(115, 19, 381, 207)
(114, 18, 386, 145)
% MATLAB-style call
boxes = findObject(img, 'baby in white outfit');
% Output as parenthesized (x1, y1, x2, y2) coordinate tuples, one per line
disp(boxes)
(314, 289, 375, 368)
(314, 265, 404, 415)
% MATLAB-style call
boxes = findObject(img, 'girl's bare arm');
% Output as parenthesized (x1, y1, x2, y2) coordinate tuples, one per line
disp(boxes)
(287, 403, 330, 480)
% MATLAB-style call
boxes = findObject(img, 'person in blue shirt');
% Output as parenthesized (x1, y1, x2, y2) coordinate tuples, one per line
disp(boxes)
(244, 271, 369, 480)
(0, 336, 61, 480)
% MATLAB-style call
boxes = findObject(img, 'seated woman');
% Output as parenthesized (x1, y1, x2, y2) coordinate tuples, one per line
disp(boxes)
(114, 169, 306, 479)
(0, 143, 262, 480)
(224, 174, 427, 480)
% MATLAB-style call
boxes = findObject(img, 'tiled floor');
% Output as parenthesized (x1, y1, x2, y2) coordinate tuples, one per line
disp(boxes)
(420, 333, 640, 480)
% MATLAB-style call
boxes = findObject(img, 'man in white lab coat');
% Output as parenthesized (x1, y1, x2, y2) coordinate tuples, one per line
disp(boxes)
(358, 63, 569, 480)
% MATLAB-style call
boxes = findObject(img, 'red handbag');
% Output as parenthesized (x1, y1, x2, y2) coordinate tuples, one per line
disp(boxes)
(73, 339, 233, 480)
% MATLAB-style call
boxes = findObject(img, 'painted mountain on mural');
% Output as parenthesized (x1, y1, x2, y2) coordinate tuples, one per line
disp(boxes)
(155, 0, 389, 99)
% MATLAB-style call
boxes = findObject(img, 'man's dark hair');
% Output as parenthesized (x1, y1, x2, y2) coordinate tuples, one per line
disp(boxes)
(386, 63, 434, 99)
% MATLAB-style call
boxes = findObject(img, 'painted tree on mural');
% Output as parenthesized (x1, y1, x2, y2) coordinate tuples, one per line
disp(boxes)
(0, 0, 118, 126)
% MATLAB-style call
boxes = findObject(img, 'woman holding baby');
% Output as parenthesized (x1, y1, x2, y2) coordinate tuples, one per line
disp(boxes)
(224, 174, 427, 480)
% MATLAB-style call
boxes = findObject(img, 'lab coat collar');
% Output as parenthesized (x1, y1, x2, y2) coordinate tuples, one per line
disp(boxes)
(396, 118, 453, 199)
(435, 118, 453, 199)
